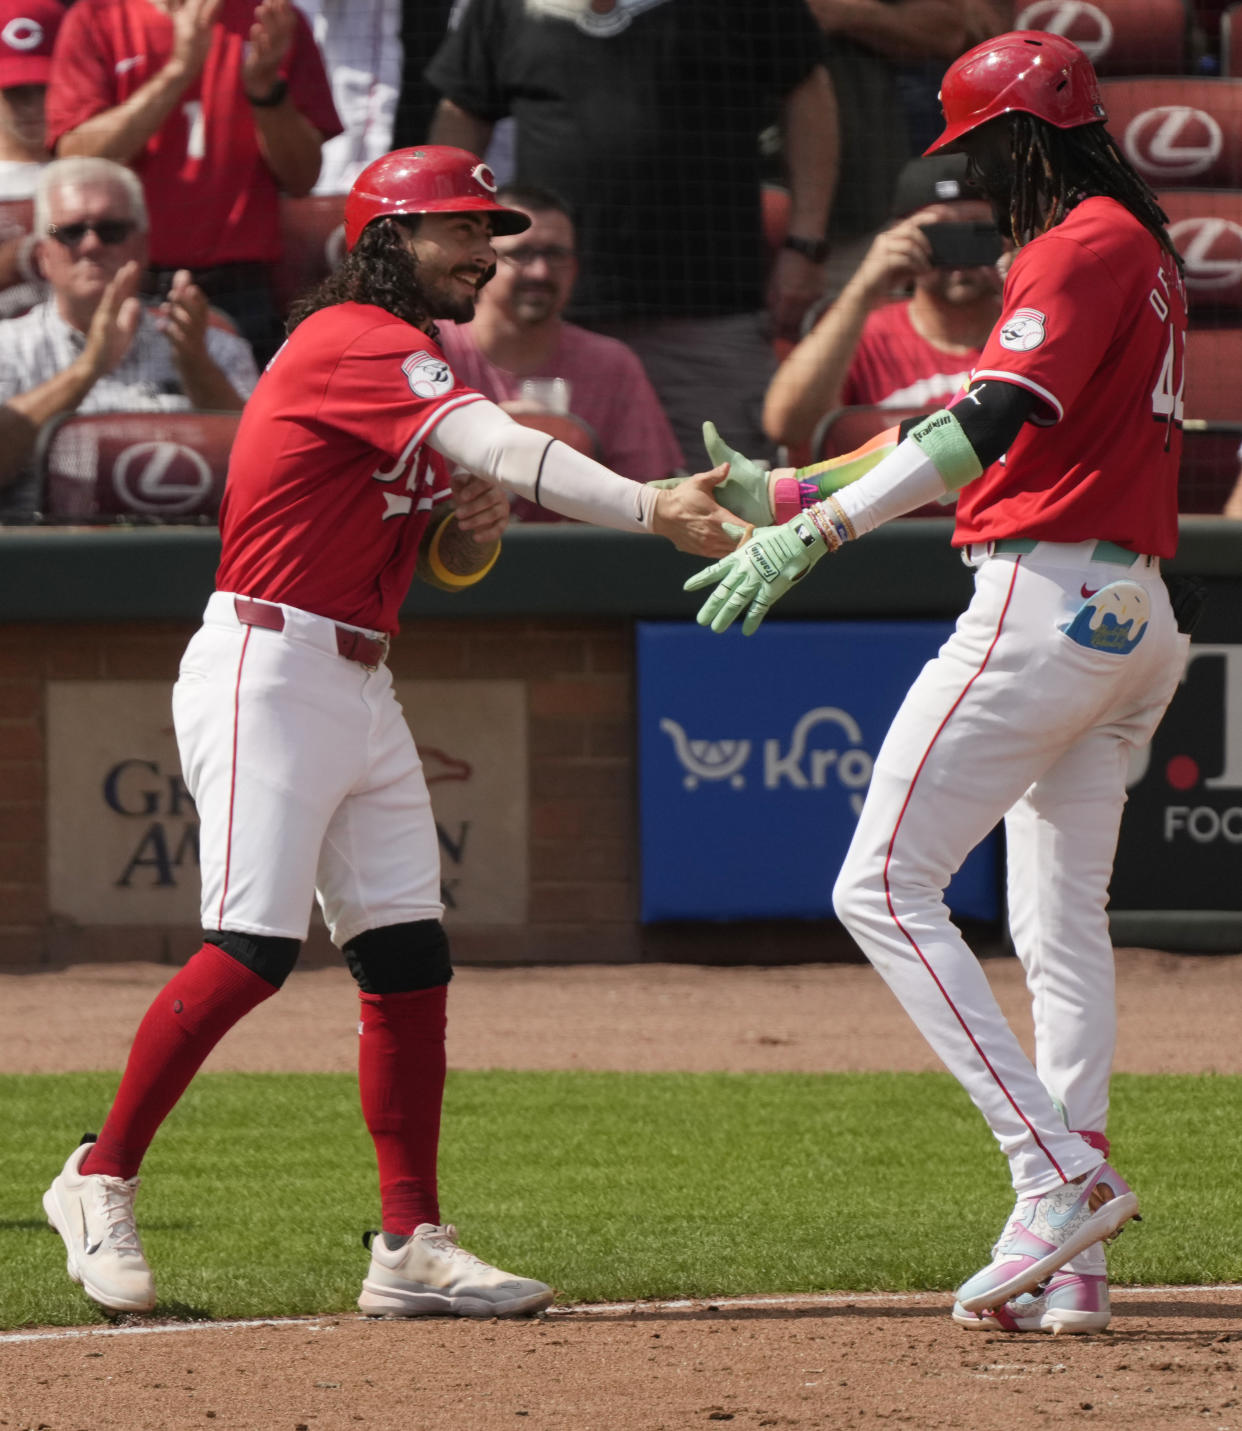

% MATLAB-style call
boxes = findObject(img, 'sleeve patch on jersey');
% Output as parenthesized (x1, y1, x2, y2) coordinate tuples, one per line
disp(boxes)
(403, 353, 455, 399)
(998, 308, 1047, 353)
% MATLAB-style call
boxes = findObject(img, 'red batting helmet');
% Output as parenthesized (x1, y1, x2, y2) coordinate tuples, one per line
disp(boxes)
(343, 146, 532, 250)
(925, 31, 1107, 155)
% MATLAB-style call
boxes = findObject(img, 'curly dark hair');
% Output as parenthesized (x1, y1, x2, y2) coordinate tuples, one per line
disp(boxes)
(286, 218, 432, 333)
(1007, 113, 1182, 272)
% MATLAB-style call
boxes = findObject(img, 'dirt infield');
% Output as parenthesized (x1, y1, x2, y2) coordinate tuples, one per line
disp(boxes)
(2, 948, 1241, 1430)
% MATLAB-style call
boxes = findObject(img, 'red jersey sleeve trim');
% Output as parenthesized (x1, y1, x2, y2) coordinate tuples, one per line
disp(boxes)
(409, 390, 488, 451)
(971, 369, 1063, 425)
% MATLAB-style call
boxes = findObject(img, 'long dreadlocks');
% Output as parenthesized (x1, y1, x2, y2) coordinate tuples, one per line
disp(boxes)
(1006, 113, 1183, 272)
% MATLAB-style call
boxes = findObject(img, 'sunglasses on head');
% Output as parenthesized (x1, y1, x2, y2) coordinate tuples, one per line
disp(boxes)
(47, 220, 138, 247)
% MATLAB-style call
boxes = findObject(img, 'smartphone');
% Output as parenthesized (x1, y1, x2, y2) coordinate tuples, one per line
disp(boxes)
(922, 221, 1003, 269)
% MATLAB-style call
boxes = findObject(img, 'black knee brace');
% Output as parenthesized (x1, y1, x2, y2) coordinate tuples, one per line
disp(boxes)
(204, 929, 301, 989)
(343, 919, 453, 994)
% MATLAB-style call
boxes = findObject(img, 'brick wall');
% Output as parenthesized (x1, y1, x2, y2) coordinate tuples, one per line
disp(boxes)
(0, 616, 847, 969)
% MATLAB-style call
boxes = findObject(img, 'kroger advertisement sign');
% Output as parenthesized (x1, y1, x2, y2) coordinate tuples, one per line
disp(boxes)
(636, 621, 999, 923)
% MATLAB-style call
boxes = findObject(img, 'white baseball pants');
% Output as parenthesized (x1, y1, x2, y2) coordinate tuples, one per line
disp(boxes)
(833, 542, 1188, 1195)
(172, 592, 443, 947)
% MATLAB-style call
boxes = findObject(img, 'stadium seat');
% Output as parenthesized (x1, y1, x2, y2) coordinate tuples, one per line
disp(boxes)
(1182, 323, 1242, 420)
(1100, 77, 1242, 186)
(1158, 189, 1242, 312)
(505, 408, 601, 524)
(1222, 1, 1242, 73)
(1179, 417, 1242, 510)
(36, 410, 240, 523)
(1015, 0, 1191, 75)
(274, 194, 346, 317)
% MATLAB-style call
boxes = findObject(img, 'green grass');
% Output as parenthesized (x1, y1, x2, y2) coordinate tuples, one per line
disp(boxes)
(2, 1070, 1239, 1328)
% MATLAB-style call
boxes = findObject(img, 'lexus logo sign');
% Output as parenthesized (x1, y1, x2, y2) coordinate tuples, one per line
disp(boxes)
(1168, 216, 1242, 291)
(1014, 2, 1113, 61)
(1123, 106, 1223, 180)
(112, 441, 215, 514)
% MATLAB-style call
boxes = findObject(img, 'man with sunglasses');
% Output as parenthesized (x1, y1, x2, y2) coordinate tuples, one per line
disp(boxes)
(44, 0, 341, 365)
(0, 154, 257, 520)
(437, 184, 685, 517)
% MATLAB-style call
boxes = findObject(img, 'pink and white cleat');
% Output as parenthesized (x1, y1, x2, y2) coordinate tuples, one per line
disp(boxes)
(952, 1270, 1111, 1334)
(955, 1163, 1137, 1314)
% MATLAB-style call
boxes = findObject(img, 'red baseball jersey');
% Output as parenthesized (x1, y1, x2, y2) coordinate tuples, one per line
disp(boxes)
(216, 304, 486, 634)
(841, 301, 981, 412)
(953, 196, 1185, 558)
(46, 0, 341, 268)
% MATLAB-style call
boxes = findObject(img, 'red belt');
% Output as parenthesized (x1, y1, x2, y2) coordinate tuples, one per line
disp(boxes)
(233, 597, 389, 668)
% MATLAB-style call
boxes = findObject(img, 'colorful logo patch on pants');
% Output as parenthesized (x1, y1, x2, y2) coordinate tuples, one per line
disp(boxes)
(1061, 580, 1151, 654)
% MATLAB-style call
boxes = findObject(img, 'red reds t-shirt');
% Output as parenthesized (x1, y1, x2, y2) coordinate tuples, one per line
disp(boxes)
(841, 301, 980, 412)
(46, 0, 341, 268)
(953, 196, 1185, 558)
(216, 303, 486, 634)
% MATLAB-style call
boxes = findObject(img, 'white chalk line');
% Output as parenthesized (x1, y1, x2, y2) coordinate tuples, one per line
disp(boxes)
(1, 1284, 1238, 1347)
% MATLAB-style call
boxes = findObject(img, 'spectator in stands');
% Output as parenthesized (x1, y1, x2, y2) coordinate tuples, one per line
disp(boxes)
(298, 0, 401, 194)
(809, 0, 973, 298)
(425, 0, 837, 463)
(437, 185, 685, 515)
(0, 0, 61, 197)
(0, 0, 64, 306)
(0, 156, 258, 520)
(391, 0, 453, 152)
(44, 0, 342, 364)
(763, 154, 1003, 452)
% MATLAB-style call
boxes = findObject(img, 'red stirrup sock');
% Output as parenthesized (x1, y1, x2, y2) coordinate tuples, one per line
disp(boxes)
(357, 984, 448, 1234)
(82, 943, 280, 1179)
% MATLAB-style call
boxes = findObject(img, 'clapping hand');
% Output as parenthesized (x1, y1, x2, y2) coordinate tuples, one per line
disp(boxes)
(244, 0, 295, 96)
(81, 260, 143, 378)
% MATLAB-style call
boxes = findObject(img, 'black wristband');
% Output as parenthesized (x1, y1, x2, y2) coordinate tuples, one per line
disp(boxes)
(247, 77, 288, 108)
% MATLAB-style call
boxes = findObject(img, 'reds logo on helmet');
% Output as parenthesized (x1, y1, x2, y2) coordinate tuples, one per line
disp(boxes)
(343, 146, 530, 250)
(1014, 2, 1114, 63)
(1123, 106, 1223, 182)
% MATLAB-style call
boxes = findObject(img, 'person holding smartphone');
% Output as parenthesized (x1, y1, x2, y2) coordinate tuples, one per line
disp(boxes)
(763, 153, 1004, 453)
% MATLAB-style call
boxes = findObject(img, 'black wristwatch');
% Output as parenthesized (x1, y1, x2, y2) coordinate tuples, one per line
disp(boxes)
(782, 234, 830, 264)
(247, 77, 289, 108)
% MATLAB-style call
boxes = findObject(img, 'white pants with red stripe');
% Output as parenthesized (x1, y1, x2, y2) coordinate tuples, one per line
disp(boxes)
(833, 543, 1188, 1196)
(173, 592, 443, 947)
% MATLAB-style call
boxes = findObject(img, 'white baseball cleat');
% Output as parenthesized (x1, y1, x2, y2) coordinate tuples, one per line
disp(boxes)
(43, 1138, 156, 1313)
(357, 1223, 555, 1318)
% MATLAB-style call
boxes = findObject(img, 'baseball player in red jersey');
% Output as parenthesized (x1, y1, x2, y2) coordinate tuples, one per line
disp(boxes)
(686, 34, 1193, 1333)
(42, 146, 738, 1320)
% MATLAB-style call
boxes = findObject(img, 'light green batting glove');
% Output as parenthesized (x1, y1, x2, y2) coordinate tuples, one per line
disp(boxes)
(648, 420, 775, 528)
(684, 511, 836, 636)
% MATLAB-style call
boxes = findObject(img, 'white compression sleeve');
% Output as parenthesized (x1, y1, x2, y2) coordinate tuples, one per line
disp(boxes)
(429, 399, 657, 533)
(828, 435, 949, 538)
